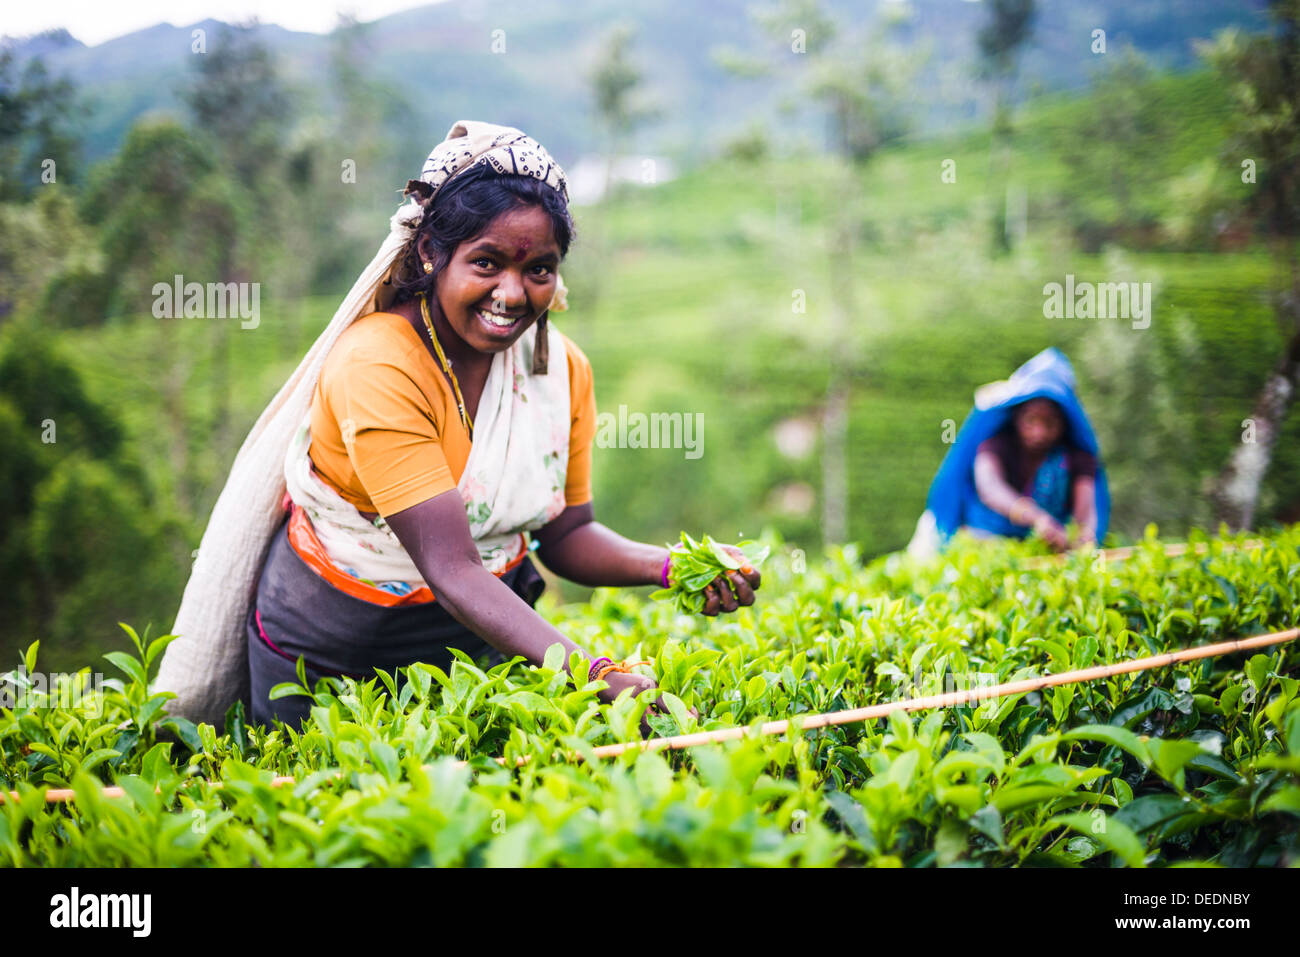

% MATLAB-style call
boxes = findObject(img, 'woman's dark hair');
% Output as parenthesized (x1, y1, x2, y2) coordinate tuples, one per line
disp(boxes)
(388, 163, 575, 304)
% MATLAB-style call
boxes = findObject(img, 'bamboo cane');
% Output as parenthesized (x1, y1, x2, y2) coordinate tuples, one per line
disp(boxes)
(8, 626, 1296, 805)
(1021, 538, 1266, 570)
(587, 626, 1298, 759)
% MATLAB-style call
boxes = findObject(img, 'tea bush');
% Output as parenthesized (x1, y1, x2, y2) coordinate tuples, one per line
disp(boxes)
(1, 524, 1297, 867)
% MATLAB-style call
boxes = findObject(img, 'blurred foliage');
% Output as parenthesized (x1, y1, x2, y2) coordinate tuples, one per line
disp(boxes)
(0, 48, 81, 205)
(0, 321, 180, 673)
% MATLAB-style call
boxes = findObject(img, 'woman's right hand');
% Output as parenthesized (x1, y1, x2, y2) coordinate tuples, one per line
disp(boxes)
(597, 668, 658, 706)
(1032, 511, 1070, 551)
(384, 492, 696, 734)
(598, 670, 697, 737)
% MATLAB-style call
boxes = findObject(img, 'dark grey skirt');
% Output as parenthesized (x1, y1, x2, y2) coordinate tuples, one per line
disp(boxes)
(246, 515, 545, 730)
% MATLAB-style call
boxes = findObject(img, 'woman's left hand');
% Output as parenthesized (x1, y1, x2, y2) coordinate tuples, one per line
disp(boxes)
(698, 545, 762, 617)
(1072, 525, 1098, 550)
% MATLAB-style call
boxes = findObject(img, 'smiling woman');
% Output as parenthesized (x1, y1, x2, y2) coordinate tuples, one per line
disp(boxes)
(147, 120, 763, 734)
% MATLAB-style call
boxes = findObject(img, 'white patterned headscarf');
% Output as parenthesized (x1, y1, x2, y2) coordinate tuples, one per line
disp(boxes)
(420, 121, 568, 200)
(155, 121, 571, 727)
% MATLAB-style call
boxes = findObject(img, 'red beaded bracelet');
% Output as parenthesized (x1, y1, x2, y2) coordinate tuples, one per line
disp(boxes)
(590, 658, 654, 683)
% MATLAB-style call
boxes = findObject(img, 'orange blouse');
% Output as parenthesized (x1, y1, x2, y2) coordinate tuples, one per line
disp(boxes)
(307, 311, 596, 517)
(282, 311, 597, 606)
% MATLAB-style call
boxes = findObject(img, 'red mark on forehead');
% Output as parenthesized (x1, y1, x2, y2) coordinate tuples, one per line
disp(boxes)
(512, 240, 531, 262)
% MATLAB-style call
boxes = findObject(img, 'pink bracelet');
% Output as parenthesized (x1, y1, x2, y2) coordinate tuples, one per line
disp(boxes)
(661, 552, 673, 588)
(587, 656, 613, 683)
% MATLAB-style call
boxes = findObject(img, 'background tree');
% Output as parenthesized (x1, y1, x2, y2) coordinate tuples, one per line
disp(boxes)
(181, 23, 300, 495)
(1203, 0, 1300, 529)
(591, 23, 660, 203)
(977, 0, 1036, 255)
(51, 119, 246, 514)
(0, 184, 81, 321)
(585, 23, 661, 315)
(0, 47, 86, 322)
(0, 46, 81, 203)
(1054, 47, 1176, 251)
(729, 0, 919, 545)
(182, 20, 293, 191)
(310, 12, 421, 298)
(0, 320, 179, 673)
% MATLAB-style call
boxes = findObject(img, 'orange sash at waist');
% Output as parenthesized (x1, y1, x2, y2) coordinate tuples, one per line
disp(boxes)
(284, 502, 529, 607)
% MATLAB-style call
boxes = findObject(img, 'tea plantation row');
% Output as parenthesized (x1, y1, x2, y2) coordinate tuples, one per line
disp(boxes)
(1, 525, 1297, 866)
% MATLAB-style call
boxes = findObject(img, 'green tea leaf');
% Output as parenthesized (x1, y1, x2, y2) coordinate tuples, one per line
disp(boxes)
(542, 642, 566, 673)
(825, 790, 877, 854)
(144, 633, 178, 671)
(103, 652, 146, 687)
(1260, 787, 1300, 816)
(659, 691, 694, 733)
(1146, 738, 1208, 790)
(969, 804, 1005, 848)
(269, 681, 313, 701)
(1246, 655, 1272, 696)
(706, 536, 742, 570)
(1051, 812, 1146, 868)
(1060, 724, 1151, 766)
(140, 742, 173, 784)
(158, 716, 203, 754)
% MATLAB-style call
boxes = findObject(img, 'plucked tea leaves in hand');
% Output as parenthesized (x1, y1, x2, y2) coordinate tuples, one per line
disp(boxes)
(649, 532, 769, 614)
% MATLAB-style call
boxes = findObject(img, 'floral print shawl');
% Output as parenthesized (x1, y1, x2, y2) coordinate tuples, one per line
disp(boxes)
(283, 321, 571, 588)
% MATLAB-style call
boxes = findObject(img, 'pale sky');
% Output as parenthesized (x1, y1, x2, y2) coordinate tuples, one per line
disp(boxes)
(1, 0, 450, 46)
(2, 0, 986, 46)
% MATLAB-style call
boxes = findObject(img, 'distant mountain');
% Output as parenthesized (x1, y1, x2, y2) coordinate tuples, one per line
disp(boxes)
(1, 27, 84, 59)
(2, 0, 1272, 172)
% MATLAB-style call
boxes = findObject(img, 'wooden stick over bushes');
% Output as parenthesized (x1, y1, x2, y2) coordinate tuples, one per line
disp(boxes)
(589, 626, 1298, 759)
(1021, 538, 1266, 569)
(9, 626, 1296, 805)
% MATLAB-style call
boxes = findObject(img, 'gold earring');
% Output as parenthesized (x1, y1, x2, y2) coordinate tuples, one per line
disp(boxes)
(422, 261, 433, 274)
(531, 310, 549, 375)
